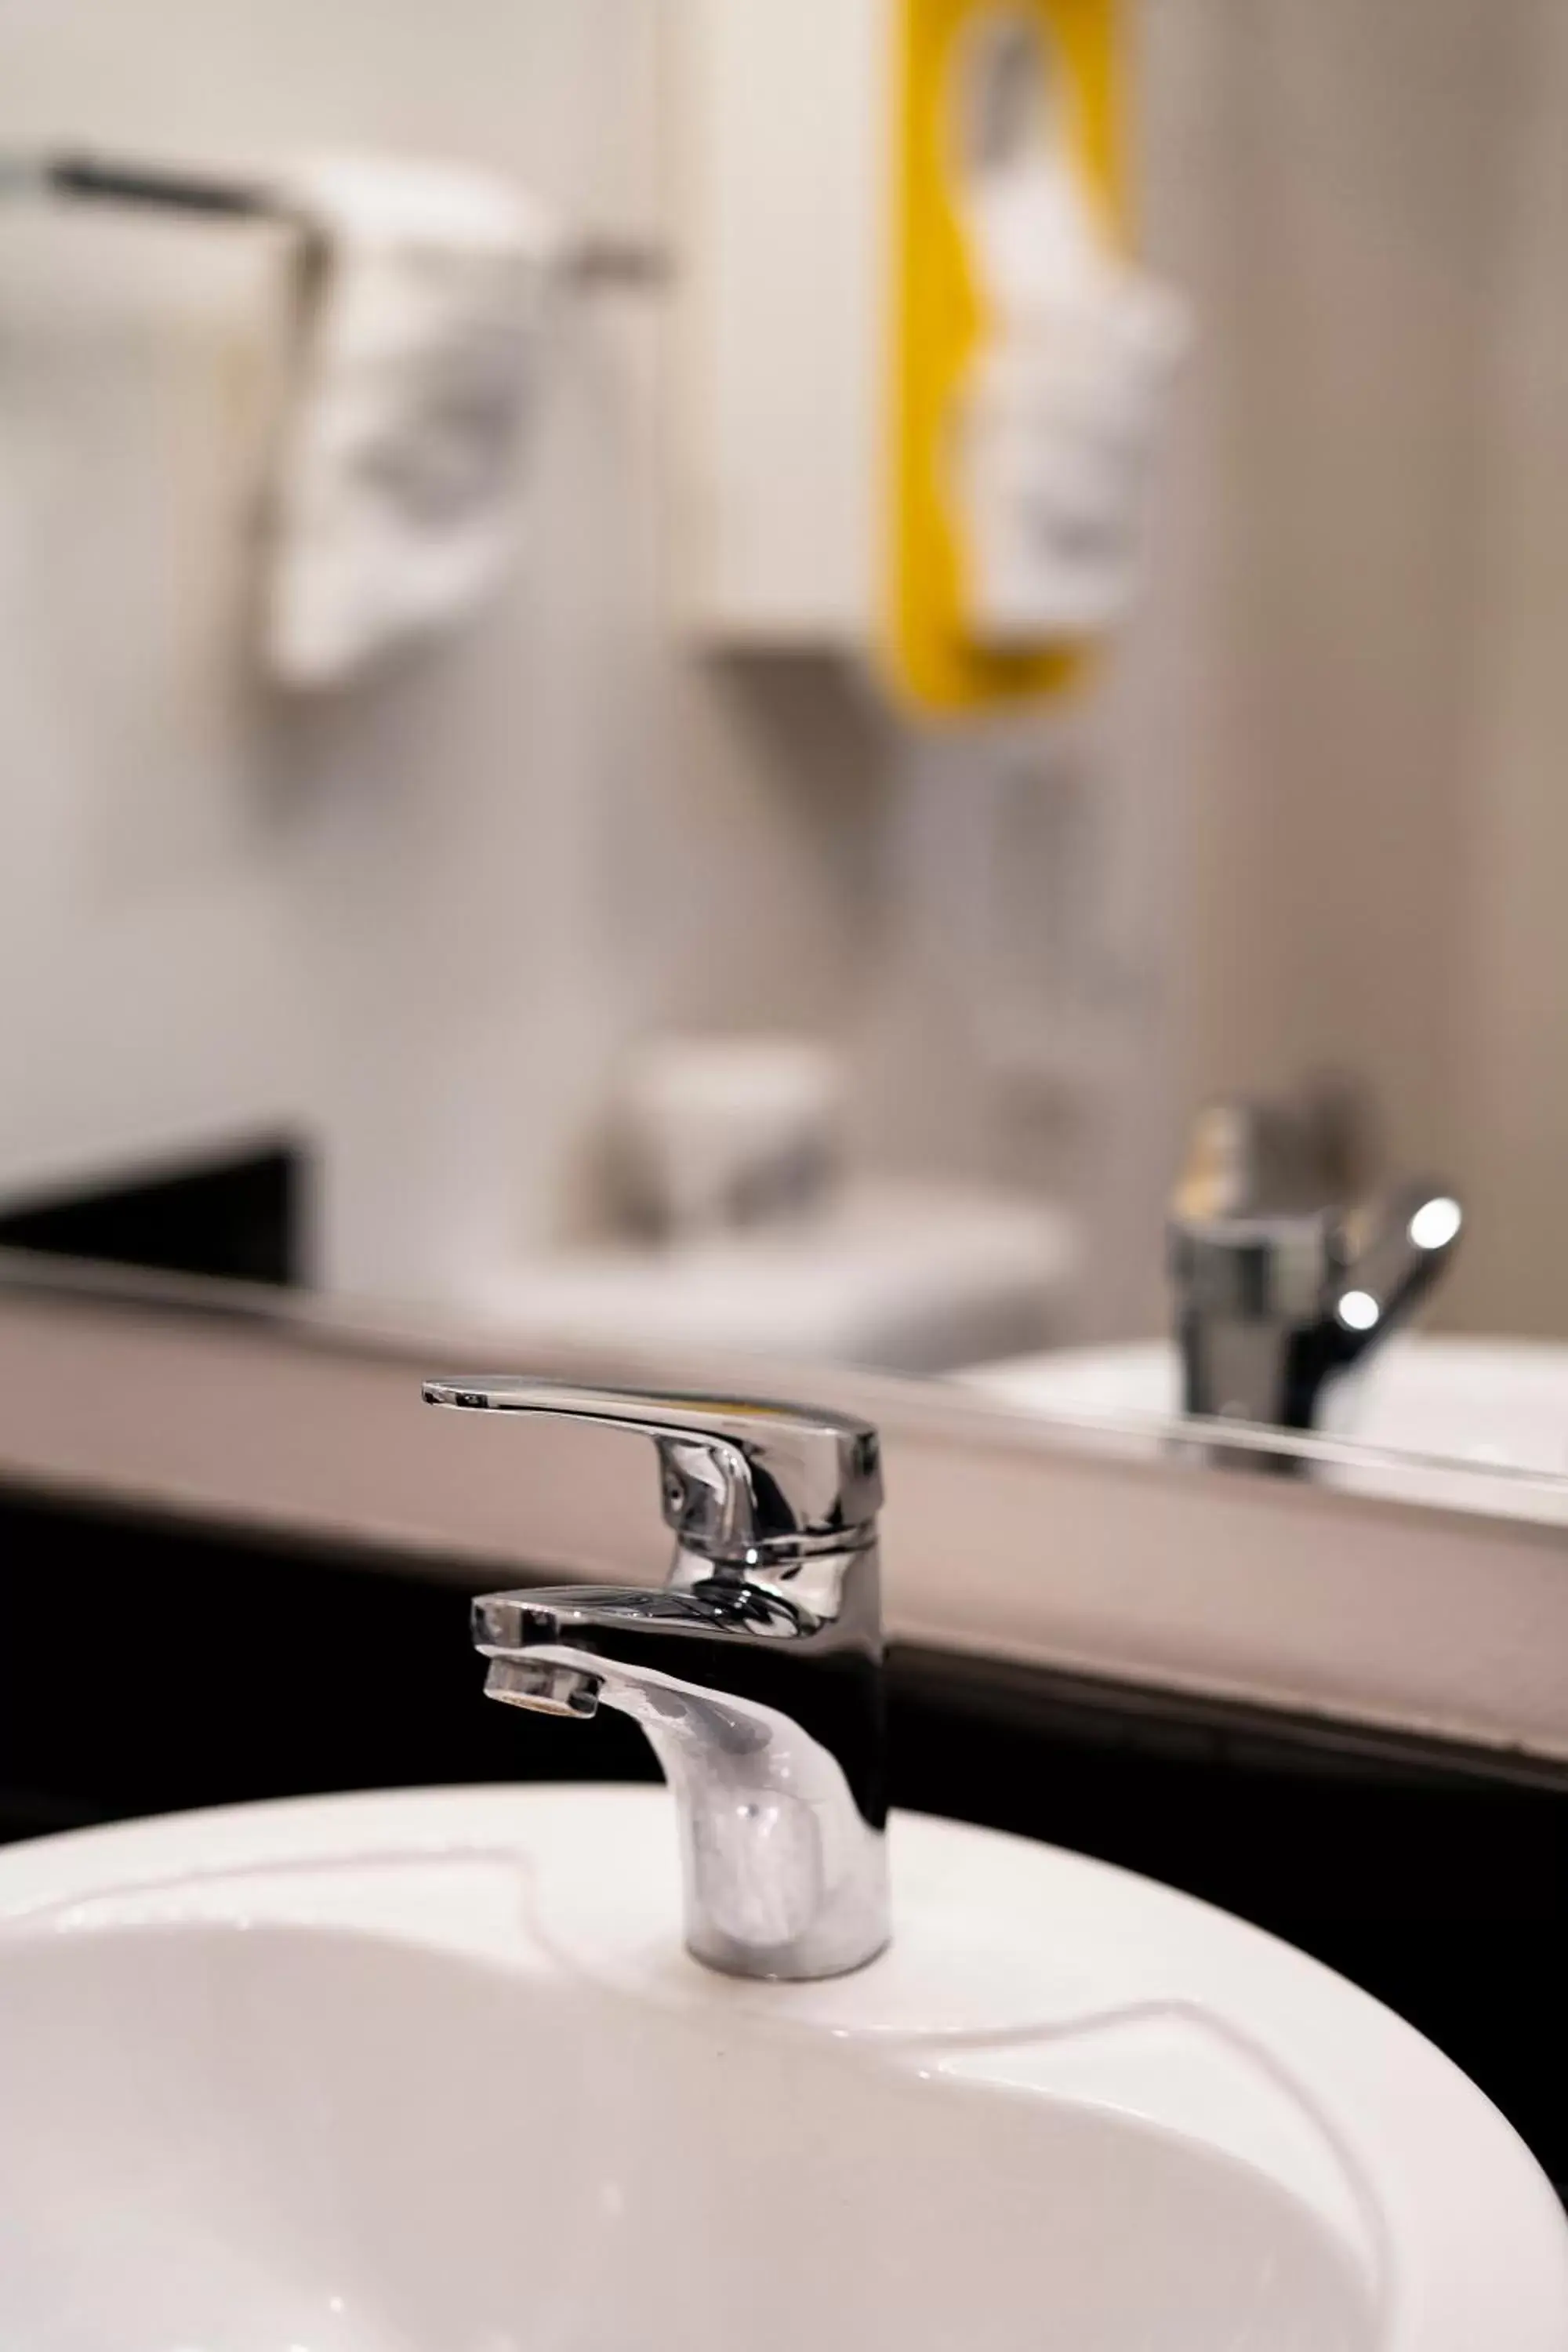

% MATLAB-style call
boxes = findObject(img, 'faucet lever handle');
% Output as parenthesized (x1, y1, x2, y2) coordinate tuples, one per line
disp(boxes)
(421, 1376, 882, 1566)
(1331, 1179, 1463, 1358)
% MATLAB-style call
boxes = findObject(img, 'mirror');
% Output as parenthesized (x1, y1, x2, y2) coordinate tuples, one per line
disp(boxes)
(2, 0, 1565, 1517)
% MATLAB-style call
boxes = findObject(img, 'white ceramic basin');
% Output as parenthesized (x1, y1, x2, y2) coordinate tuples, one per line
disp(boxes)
(964, 1334, 1568, 1489)
(2, 1785, 1563, 2350)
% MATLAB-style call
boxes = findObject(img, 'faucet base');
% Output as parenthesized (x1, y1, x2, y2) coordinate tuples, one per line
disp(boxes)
(481, 1630, 891, 1981)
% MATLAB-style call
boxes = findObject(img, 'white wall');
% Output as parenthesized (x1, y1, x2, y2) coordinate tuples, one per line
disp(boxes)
(0, 0, 1149, 1326)
(48, 0, 1555, 1354)
(0, 0, 665, 1300)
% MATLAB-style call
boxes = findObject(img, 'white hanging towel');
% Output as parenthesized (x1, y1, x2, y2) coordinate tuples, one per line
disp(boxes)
(952, 15, 1189, 644)
(263, 157, 564, 688)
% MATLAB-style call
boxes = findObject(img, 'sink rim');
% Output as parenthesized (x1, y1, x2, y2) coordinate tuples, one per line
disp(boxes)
(1, 1782, 1563, 2352)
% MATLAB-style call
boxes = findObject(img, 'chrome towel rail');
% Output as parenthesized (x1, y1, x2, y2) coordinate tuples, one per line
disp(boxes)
(0, 146, 668, 285)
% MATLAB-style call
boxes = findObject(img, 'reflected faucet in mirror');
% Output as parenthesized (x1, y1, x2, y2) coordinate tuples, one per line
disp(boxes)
(1168, 1096, 1462, 1432)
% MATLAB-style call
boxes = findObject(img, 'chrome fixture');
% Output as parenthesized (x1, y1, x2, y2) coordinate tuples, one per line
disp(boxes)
(422, 1377, 888, 1981)
(1169, 1096, 1462, 1430)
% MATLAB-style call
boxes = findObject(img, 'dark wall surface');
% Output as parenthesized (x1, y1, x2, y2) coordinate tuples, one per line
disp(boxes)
(4, 1482, 1565, 2194)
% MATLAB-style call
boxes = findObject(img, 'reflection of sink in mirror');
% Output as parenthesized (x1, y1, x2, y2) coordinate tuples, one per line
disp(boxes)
(964, 1335, 1568, 1477)
(472, 1179, 1077, 1373)
(4, 1784, 1566, 2350)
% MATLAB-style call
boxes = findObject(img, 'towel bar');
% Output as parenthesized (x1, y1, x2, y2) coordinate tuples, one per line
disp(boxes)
(0, 147, 669, 285)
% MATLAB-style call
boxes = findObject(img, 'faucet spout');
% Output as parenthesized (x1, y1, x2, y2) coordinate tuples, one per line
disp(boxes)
(474, 1573, 889, 1980)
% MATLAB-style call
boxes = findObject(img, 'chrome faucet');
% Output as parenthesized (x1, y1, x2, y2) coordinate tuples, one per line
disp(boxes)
(422, 1377, 889, 1981)
(1169, 1097, 1463, 1431)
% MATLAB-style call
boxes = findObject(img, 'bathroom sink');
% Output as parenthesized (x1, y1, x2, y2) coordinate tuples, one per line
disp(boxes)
(964, 1334, 1568, 1494)
(2, 1784, 1563, 2350)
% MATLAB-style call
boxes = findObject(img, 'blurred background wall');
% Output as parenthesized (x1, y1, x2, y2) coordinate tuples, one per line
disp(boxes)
(0, 0, 1174, 1333)
(1146, 0, 1568, 1338)
(0, 0, 667, 1301)
(3, 0, 1565, 1339)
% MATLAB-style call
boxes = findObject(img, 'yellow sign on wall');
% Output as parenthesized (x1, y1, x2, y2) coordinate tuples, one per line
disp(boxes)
(881, 0, 1126, 715)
